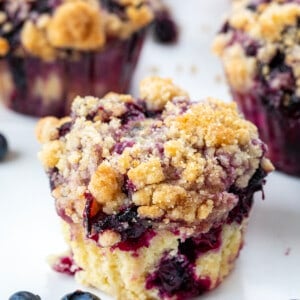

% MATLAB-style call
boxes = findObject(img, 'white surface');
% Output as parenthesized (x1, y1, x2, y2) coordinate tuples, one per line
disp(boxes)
(0, 1, 300, 299)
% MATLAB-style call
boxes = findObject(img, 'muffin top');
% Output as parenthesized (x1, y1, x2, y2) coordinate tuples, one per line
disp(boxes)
(214, 0, 300, 116)
(37, 77, 273, 236)
(0, 0, 153, 61)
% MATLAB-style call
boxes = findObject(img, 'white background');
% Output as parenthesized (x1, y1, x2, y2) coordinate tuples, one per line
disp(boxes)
(0, 1, 300, 299)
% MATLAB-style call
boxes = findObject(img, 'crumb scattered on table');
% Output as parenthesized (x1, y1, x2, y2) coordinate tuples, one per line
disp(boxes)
(190, 65, 198, 75)
(284, 247, 291, 256)
(214, 74, 223, 84)
(148, 65, 160, 74)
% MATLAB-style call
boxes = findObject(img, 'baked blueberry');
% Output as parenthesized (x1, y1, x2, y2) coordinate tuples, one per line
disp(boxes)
(9, 291, 41, 300)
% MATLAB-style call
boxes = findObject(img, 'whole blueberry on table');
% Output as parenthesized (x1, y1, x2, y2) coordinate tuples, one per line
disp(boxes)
(0, 133, 8, 161)
(61, 290, 101, 300)
(9, 291, 41, 300)
(153, 10, 178, 44)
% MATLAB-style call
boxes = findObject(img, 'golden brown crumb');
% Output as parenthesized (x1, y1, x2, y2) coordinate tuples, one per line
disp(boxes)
(119, 0, 143, 5)
(137, 205, 164, 219)
(0, 12, 7, 24)
(89, 163, 121, 205)
(128, 157, 165, 189)
(139, 77, 189, 111)
(21, 21, 56, 61)
(35, 117, 60, 143)
(166, 99, 257, 147)
(98, 230, 121, 247)
(47, 1, 105, 50)
(35, 116, 71, 143)
(39, 140, 63, 168)
(0, 37, 9, 56)
(152, 184, 187, 210)
(126, 5, 154, 29)
(132, 186, 154, 206)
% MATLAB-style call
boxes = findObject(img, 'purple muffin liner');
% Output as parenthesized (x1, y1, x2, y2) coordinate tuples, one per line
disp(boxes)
(232, 90, 300, 176)
(0, 30, 146, 117)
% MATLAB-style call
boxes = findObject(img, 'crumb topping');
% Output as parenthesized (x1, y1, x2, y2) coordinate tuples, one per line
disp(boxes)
(0, 37, 9, 56)
(47, 1, 105, 51)
(21, 21, 56, 61)
(214, 0, 300, 95)
(1, 0, 153, 60)
(37, 77, 272, 230)
(140, 77, 189, 111)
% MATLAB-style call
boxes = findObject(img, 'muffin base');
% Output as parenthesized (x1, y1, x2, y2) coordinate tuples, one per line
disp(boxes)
(60, 219, 246, 300)
(232, 90, 300, 176)
(0, 30, 145, 117)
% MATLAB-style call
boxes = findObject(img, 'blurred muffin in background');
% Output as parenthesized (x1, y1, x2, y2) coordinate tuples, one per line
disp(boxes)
(214, 0, 300, 176)
(0, 0, 153, 117)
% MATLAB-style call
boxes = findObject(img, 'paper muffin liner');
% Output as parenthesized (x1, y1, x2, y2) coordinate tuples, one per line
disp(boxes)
(232, 90, 300, 176)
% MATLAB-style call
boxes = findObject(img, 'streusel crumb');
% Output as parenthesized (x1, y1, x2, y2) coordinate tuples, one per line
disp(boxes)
(140, 77, 189, 110)
(0, 37, 9, 56)
(47, 1, 105, 51)
(4, 0, 153, 60)
(38, 76, 272, 230)
(21, 21, 56, 61)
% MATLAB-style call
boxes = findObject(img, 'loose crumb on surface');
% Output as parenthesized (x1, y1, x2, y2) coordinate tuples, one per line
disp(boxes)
(190, 65, 198, 74)
(214, 74, 224, 84)
(148, 65, 160, 74)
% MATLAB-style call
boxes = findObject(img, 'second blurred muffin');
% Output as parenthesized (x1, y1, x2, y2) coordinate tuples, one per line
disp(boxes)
(0, 0, 153, 117)
(214, 0, 300, 176)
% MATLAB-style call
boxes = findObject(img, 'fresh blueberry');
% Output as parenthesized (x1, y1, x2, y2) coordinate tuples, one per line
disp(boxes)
(9, 291, 41, 300)
(61, 290, 101, 300)
(153, 11, 178, 44)
(0, 133, 8, 161)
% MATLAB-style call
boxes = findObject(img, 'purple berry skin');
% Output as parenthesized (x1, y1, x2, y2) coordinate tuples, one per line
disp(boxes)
(9, 291, 41, 300)
(0, 133, 8, 161)
(61, 290, 101, 300)
(153, 10, 179, 44)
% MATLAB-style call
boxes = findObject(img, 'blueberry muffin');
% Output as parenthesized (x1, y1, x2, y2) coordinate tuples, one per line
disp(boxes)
(0, 0, 153, 117)
(37, 77, 273, 300)
(214, 0, 300, 176)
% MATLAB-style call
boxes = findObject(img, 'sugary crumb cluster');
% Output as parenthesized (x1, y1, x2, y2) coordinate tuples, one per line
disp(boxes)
(37, 77, 272, 236)
(214, 0, 300, 105)
(0, 0, 153, 60)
